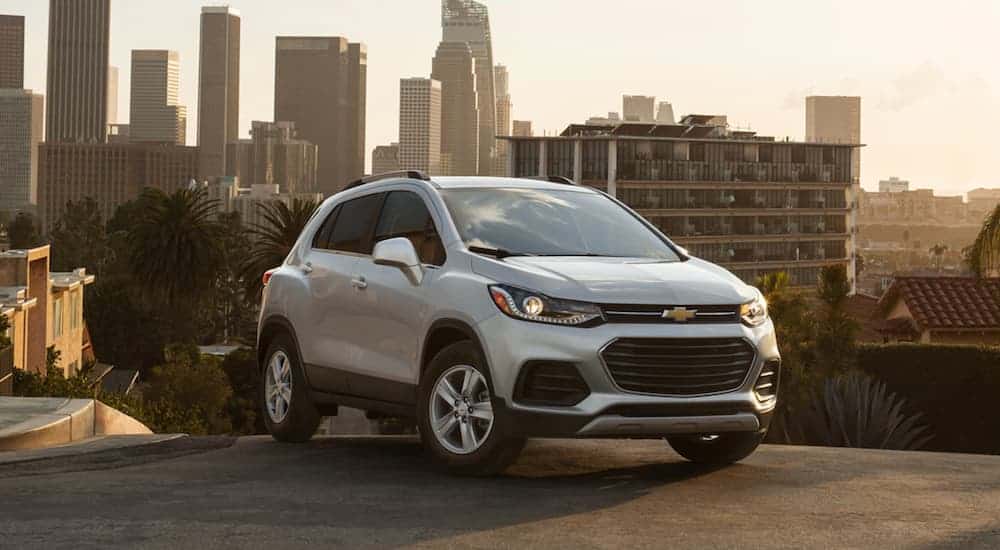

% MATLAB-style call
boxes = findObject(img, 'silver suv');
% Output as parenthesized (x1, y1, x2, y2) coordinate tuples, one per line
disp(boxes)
(258, 172, 780, 474)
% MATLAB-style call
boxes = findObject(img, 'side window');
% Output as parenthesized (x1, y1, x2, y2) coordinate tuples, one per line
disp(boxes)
(328, 194, 383, 254)
(312, 205, 340, 249)
(374, 191, 446, 266)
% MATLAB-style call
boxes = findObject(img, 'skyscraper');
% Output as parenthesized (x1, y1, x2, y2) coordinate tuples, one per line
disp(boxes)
(130, 50, 187, 144)
(0, 15, 25, 89)
(493, 64, 512, 176)
(225, 121, 318, 193)
(106, 65, 118, 125)
(399, 77, 441, 175)
(432, 42, 478, 176)
(442, 0, 496, 176)
(46, 0, 111, 143)
(806, 96, 861, 178)
(197, 6, 241, 178)
(512, 120, 532, 137)
(623, 95, 656, 122)
(0, 90, 43, 213)
(275, 36, 367, 195)
(372, 143, 401, 175)
(656, 101, 675, 124)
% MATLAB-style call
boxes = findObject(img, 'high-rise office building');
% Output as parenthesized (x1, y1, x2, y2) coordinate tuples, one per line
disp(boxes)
(399, 77, 442, 175)
(493, 64, 512, 176)
(806, 96, 861, 179)
(46, 0, 111, 143)
(106, 66, 118, 125)
(0, 90, 43, 213)
(512, 120, 532, 137)
(442, 0, 496, 176)
(623, 95, 656, 122)
(275, 36, 367, 195)
(197, 6, 241, 178)
(225, 121, 318, 194)
(38, 143, 200, 231)
(432, 42, 478, 176)
(656, 101, 675, 124)
(371, 143, 401, 175)
(130, 50, 187, 144)
(0, 15, 25, 89)
(878, 177, 909, 194)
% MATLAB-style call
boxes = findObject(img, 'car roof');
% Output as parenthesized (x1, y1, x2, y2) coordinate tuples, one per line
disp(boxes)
(429, 176, 596, 192)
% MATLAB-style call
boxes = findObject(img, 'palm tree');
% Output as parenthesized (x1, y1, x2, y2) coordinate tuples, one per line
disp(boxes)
(928, 243, 948, 271)
(242, 198, 320, 302)
(127, 187, 222, 311)
(968, 205, 1000, 277)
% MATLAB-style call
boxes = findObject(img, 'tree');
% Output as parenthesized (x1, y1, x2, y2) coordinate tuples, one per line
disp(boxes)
(928, 243, 948, 270)
(210, 211, 255, 344)
(241, 198, 320, 302)
(49, 198, 111, 274)
(126, 188, 221, 342)
(141, 344, 234, 435)
(814, 265, 859, 376)
(7, 212, 42, 249)
(967, 204, 1000, 277)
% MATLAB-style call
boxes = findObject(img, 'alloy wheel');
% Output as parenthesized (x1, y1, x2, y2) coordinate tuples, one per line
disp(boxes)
(429, 365, 495, 455)
(265, 350, 293, 423)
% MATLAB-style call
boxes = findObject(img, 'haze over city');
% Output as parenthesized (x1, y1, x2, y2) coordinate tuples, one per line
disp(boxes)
(7, 0, 998, 195)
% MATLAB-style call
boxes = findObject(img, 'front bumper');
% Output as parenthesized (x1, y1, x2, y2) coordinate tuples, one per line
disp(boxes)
(476, 313, 780, 438)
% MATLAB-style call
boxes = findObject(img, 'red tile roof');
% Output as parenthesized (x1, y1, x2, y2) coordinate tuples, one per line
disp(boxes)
(880, 277, 1000, 331)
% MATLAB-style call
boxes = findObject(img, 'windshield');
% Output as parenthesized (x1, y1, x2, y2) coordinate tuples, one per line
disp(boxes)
(441, 188, 681, 260)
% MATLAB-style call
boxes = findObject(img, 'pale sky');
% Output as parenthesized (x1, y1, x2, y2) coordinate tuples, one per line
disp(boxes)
(9, 0, 1000, 195)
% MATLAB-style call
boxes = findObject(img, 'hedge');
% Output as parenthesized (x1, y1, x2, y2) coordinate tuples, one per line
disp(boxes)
(856, 343, 1000, 454)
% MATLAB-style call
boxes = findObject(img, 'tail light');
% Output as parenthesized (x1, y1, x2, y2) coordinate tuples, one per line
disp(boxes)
(262, 269, 277, 287)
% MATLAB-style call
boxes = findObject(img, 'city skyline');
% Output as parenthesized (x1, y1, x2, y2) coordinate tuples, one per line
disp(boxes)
(4, 0, 999, 194)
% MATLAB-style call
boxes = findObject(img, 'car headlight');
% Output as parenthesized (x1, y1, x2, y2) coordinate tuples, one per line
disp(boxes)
(740, 289, 769, 327)
(488, 285, 603, 326)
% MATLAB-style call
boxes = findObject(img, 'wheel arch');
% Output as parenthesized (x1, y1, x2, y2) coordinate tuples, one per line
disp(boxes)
(258, 315, 306, 376)
(421, 319, 490, 381)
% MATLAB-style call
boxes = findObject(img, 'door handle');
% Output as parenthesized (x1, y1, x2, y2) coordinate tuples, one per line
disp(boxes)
(351, 276, 368, 290)
(301, 262, 314, 274)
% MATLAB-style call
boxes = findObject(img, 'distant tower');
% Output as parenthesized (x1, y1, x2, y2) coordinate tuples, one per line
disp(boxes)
(656, 101, 675, 124)
(442, 0, 496, 175)
(197, 6, 241, 177)
(806, 96, 861, 177)
(399, 78, 442, 175)
(432, 42, 479, 176)
(493, 64, 512, 176)
(0, 15, 25, 89)
(130, 50, 187, 144)
(46, 0, 111, 143)
(623, 95, 655, 122)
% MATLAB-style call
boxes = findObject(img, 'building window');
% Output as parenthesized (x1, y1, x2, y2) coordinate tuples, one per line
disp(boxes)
(70, 292, 80, 330)
(53, 297, 63, 338)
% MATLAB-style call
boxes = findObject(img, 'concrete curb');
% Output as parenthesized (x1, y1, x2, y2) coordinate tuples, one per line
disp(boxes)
(0, 398, 152, 452)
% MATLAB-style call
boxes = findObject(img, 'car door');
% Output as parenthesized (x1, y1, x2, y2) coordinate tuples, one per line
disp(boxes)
(298, 193, 383, 393)
(349, 190, 447, 402)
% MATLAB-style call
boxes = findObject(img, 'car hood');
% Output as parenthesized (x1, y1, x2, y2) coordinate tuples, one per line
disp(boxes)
(471, 255, 755, 305)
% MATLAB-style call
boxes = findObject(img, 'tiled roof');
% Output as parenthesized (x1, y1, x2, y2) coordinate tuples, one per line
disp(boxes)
(880, 277, 1000, 331)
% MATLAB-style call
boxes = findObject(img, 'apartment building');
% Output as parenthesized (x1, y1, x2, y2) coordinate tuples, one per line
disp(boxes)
(0, 245, 95, 381)
(207, 178, 322, 234)
(502, 115, 862, 288)
(859, 188, 968, 226)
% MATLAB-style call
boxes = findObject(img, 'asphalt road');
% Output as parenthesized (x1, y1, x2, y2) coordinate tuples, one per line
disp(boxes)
(2, 436, 999, 549)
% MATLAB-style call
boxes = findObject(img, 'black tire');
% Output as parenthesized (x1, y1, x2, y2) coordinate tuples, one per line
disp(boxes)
(261, 334, 321, 443)
(666, 431, 764, 465)
(417, 341, 525, 476)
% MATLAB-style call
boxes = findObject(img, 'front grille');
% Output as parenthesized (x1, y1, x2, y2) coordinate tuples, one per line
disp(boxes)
(514, 361, 590, 406)
(600, 304, 739, 324)
(601, 338, 755, 396)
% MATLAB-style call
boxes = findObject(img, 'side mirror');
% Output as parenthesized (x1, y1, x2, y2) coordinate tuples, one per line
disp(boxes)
(373, 237, 424, 284)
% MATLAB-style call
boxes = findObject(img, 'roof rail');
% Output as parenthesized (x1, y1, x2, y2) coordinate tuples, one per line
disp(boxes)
(345, 170, 431, 190)
(527, 175, 577, 186)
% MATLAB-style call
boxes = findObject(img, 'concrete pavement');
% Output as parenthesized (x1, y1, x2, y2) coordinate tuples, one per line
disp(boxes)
(1, 436, 998, 549)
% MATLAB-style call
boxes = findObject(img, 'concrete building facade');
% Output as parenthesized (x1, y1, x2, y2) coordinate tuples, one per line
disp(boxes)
(106, 65, 118, 126)
(207, 179, 322, 234)
(432, 43, 478, 176)
(503, 117, 862, 288)
(494, 64, 512, 177)
(512, 120, 532, 137)
(442, 0, 496, 176)
(656, 101, 675, 125)
(806, 96, 861, 177)
(371, 143, 401, 175)
(197, 6, 240, 178)
(0, 15, 25, 89)
(225, 121, 317, 194)
(38, 143, 199, 232)
(0, 89, 44, 214)
(878, 176, 909, 193)
(46, 0, 111, 143)
(399, 77, 442, 175)
(623, 95, 656, 122)
(275, 36, 366, 196)
(130, 50, 186, 145)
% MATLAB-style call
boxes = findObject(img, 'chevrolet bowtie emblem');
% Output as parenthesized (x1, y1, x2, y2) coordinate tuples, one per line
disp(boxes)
(663, 307, 698, 322)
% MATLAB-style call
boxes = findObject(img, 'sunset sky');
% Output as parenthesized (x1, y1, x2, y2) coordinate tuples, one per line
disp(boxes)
(8, 0, 999, 195)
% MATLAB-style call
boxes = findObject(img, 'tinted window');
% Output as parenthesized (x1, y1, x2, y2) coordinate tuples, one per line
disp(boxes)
(441, 188, 680, 260)
(375, 191, 446, 266)
(312, 205, 340, 249)
(328, 194, 383, 254)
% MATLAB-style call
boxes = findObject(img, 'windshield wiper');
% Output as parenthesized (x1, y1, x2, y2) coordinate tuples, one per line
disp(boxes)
(467, 246, 532, 259)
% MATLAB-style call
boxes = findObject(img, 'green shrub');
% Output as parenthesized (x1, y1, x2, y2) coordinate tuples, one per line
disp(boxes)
(857, 343, 1000, 454)
(140, 344, 234, 435)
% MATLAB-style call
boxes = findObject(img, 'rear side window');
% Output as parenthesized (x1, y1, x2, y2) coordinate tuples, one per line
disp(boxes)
(374, 191, 446, 266)
(312, 205, 340, 249)
(326, 194, 383, 254)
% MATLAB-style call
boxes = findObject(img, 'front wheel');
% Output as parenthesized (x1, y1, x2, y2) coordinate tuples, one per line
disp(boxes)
(417, 341, 525, 476)
(666, 432, 764, 464)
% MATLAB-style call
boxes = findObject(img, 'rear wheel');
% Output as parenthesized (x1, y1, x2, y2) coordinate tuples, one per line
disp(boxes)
(261, 335, 321, 443)
(666, 432, 764, 464)
(417, 341, 525, 476)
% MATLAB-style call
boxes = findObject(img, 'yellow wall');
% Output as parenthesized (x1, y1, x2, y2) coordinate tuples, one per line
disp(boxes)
(48, 285, 86, 376)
